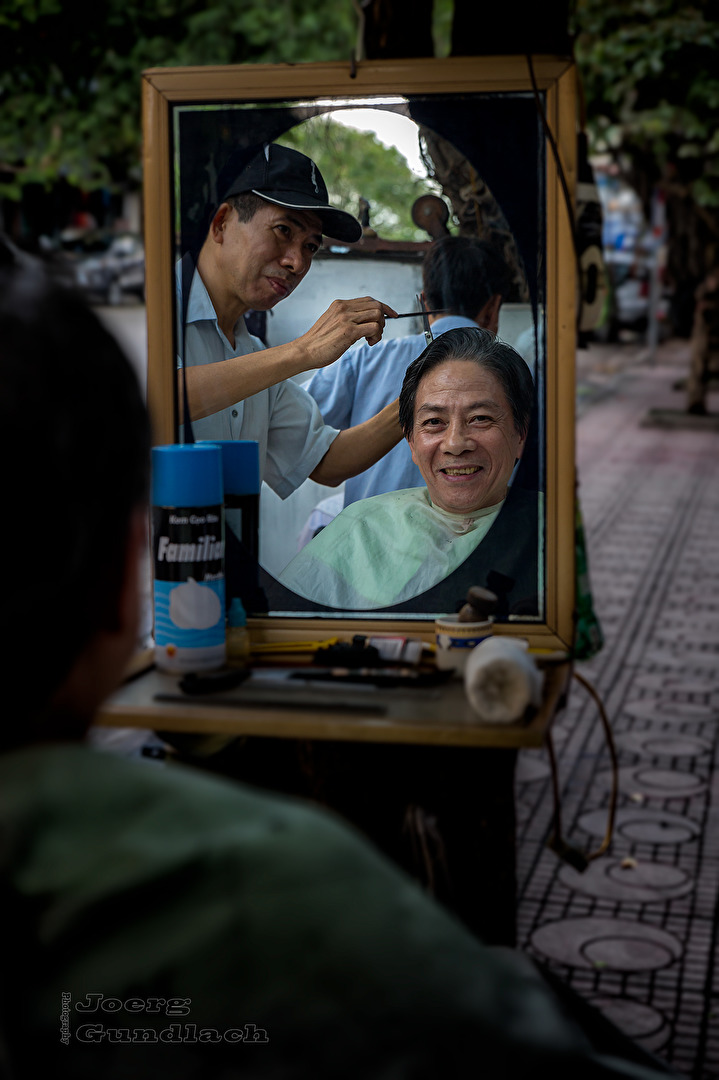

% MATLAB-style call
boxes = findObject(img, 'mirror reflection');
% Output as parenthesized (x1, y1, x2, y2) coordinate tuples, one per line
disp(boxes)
(174, 94, 545, 620)
(280, 326, 540, 616)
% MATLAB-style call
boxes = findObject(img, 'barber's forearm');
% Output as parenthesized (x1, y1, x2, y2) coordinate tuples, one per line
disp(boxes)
(309, 400, 402, 487)
(181, 342, 310, 422)
(182, 297, 397, 421)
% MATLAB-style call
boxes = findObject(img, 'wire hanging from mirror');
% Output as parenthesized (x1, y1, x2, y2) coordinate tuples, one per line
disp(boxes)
(526, 53, 582, 336)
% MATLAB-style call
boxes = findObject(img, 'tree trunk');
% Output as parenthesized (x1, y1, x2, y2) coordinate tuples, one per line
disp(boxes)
(450, 3, 571, 57)
(664, 185, 719, 338)
(360, 0, 434, 60)
(361, 0, 572, 62)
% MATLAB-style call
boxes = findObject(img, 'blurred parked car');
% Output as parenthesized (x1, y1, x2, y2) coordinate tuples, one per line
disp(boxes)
(50, 229, 145, 305)
(593, 165, 670, 341)
(599, 244, 670, 342)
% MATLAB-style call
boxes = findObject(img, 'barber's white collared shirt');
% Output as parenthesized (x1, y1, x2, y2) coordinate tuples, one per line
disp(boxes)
(178, 268, 338, 499)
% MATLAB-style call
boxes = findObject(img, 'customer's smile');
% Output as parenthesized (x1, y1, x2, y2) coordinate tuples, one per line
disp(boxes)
(408, 359, 526, 514)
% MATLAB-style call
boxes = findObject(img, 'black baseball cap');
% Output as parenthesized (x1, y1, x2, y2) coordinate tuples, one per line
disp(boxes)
(221, 143, 362, 244)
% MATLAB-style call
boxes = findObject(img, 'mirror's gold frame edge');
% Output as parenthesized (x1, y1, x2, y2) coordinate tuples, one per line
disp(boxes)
(142, 55, 577, 654)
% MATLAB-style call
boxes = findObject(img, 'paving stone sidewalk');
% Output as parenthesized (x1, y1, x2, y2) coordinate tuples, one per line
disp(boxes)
(516, 336, 719, 1080)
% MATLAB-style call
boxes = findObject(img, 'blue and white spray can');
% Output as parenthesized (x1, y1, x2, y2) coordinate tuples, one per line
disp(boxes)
(151, 444, 226, 673)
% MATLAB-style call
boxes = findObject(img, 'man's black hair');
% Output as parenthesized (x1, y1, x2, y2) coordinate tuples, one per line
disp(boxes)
(0, 247, 150, 738)
(226, 192, 268, 224)
(422, 235, 513, 319)
(399, 326, 534, 441)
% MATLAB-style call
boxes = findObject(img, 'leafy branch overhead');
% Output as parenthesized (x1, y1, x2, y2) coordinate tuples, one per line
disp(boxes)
(0, 0, 357, 198)
(4, 0, 719, 294)
(279, 117, 437, 242)
(574, 0, 719, 213)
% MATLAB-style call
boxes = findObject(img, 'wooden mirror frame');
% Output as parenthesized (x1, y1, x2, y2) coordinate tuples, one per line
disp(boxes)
(142, 55, 577, 652)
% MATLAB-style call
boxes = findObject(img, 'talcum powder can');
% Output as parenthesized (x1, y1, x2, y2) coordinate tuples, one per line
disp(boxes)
(151, 444, 226, 673)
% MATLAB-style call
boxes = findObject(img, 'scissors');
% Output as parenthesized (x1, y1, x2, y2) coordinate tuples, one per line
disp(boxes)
(416, 293, 434, 347)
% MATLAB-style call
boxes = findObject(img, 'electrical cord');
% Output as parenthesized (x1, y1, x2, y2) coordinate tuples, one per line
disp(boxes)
(546, 668, 618, 871)
(525, 53, 583, 337)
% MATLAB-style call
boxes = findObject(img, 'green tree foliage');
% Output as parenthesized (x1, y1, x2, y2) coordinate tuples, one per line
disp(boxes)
(574, 0, 719, 274)
(0, 0, 356, 199)
(279, 115, 436, 241)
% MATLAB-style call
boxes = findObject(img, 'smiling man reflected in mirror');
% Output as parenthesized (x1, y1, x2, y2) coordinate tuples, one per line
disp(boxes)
(280, 327, 539, 613)
(178, 142, 404, 497)
(304, 234, 517, 507)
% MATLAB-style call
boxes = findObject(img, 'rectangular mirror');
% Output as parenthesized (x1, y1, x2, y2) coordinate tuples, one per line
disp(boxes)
(142, 56, 577, 652)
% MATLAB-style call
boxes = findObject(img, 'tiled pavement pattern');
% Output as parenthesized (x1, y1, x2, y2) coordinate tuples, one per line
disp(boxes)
(515, 338, 719, 1079)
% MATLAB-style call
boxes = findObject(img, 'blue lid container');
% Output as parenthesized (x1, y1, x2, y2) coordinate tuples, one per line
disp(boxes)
(198, 440, 260, 496)
(151, 444, 223, 507)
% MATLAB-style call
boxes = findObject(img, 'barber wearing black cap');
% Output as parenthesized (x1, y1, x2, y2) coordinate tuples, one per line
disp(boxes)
(180, 143, 401, 495)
